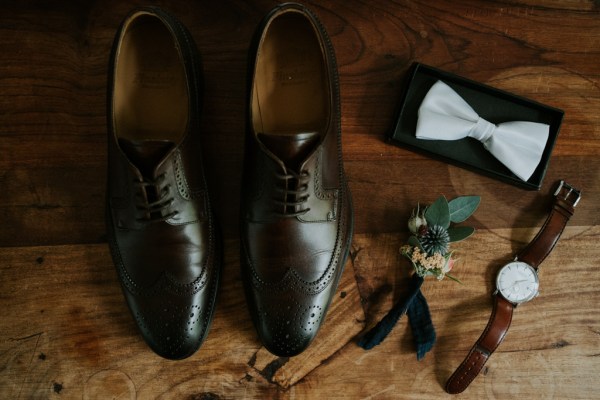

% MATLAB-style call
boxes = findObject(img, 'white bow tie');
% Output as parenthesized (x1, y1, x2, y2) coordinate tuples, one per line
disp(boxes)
(416, 80, 549, 181)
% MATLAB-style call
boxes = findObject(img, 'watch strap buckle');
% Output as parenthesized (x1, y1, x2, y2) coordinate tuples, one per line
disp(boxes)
(554, 180, 581, 207)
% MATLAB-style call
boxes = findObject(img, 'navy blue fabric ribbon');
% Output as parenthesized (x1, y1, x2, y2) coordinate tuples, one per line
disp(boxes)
(406, 286, 436, 360)
(358, 274, 436, 360)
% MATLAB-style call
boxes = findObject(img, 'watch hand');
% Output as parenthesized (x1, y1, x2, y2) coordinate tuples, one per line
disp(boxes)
(508, 280, 529, 291)
(510, 280, 528, 287)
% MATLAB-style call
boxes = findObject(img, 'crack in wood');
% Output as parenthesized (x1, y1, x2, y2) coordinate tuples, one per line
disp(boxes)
(15, 332, 44, 400)
(188, 393, 220, 400)
(259, 357, 290, 383)
(349, 246, 362, 264)
(29, 203, 62, 210)
(247, 352, 257, 368)
(503, 339, 571, 353)
(551, 340, 570, 349)
(9, 332, 44, 342)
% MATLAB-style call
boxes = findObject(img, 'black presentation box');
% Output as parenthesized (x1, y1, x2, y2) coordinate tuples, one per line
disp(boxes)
(387, 63, 564, 190)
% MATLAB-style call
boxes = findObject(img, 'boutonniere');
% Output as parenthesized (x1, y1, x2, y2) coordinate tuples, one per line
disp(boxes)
(358, 195, 480, 359)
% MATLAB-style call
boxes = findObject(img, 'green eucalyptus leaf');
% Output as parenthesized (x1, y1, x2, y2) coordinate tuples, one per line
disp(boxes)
(448, 196, 481, 223)
(424, 196, 450, 228)
(447, 226, 475, 242)
(408, 235, 424, 250)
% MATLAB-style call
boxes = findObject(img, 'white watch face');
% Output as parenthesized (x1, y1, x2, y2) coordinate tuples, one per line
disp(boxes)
(496, 261, 539, 304)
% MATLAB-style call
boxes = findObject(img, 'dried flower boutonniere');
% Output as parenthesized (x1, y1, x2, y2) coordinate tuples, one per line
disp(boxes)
(358, 195, 480, 359)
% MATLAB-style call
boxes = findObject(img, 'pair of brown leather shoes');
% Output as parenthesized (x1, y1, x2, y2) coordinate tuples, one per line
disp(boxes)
(106, 3, 353, 359)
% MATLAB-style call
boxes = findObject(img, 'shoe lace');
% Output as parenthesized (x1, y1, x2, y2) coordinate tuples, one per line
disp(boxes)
(133, 173, 178, 223)
(273, 169, 311, 217)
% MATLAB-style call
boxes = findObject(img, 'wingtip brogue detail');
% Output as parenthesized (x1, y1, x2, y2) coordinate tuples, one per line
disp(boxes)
(131, 283, 218, 360)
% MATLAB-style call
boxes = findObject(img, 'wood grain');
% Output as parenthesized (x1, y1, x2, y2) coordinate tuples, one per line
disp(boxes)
(0, 0, 598, 398)
(1, 228, 597, 399)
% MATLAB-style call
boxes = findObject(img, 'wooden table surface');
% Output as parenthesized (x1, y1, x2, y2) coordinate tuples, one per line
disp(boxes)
(1, 1, 598, 399)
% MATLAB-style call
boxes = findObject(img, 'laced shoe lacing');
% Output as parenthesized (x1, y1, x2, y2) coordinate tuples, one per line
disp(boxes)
(134, 172, 178, 222)
(273, 169, 311, 217)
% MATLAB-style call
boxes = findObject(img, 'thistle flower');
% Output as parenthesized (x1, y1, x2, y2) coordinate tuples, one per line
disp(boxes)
(420, 225, 450, 256)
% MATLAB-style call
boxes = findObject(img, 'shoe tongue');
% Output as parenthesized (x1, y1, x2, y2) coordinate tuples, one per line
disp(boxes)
(258, 131, 321, 168)
(118, 138, 175, 177)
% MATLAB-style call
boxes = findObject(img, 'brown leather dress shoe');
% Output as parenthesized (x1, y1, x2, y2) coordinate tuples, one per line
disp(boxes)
(241, 3, 353, 357)
(106, 7, 220, 359)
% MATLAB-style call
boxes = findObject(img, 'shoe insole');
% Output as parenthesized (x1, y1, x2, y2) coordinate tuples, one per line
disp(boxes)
(114, 13, 188, 143)
(252, 11, 328, 137)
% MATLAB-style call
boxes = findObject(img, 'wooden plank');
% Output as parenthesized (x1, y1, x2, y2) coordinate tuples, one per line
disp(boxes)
(0, 1, 599, 247)
(0, 227, 597, 398)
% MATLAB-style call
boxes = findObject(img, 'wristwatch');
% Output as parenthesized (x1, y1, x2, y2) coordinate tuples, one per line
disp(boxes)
(445, 180, 581, 394)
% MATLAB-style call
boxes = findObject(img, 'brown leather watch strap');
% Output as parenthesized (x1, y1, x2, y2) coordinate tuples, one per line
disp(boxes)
(445, 295, 514, 394)
(518, 182, 578, 268)
(445, 180, 580, 394)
